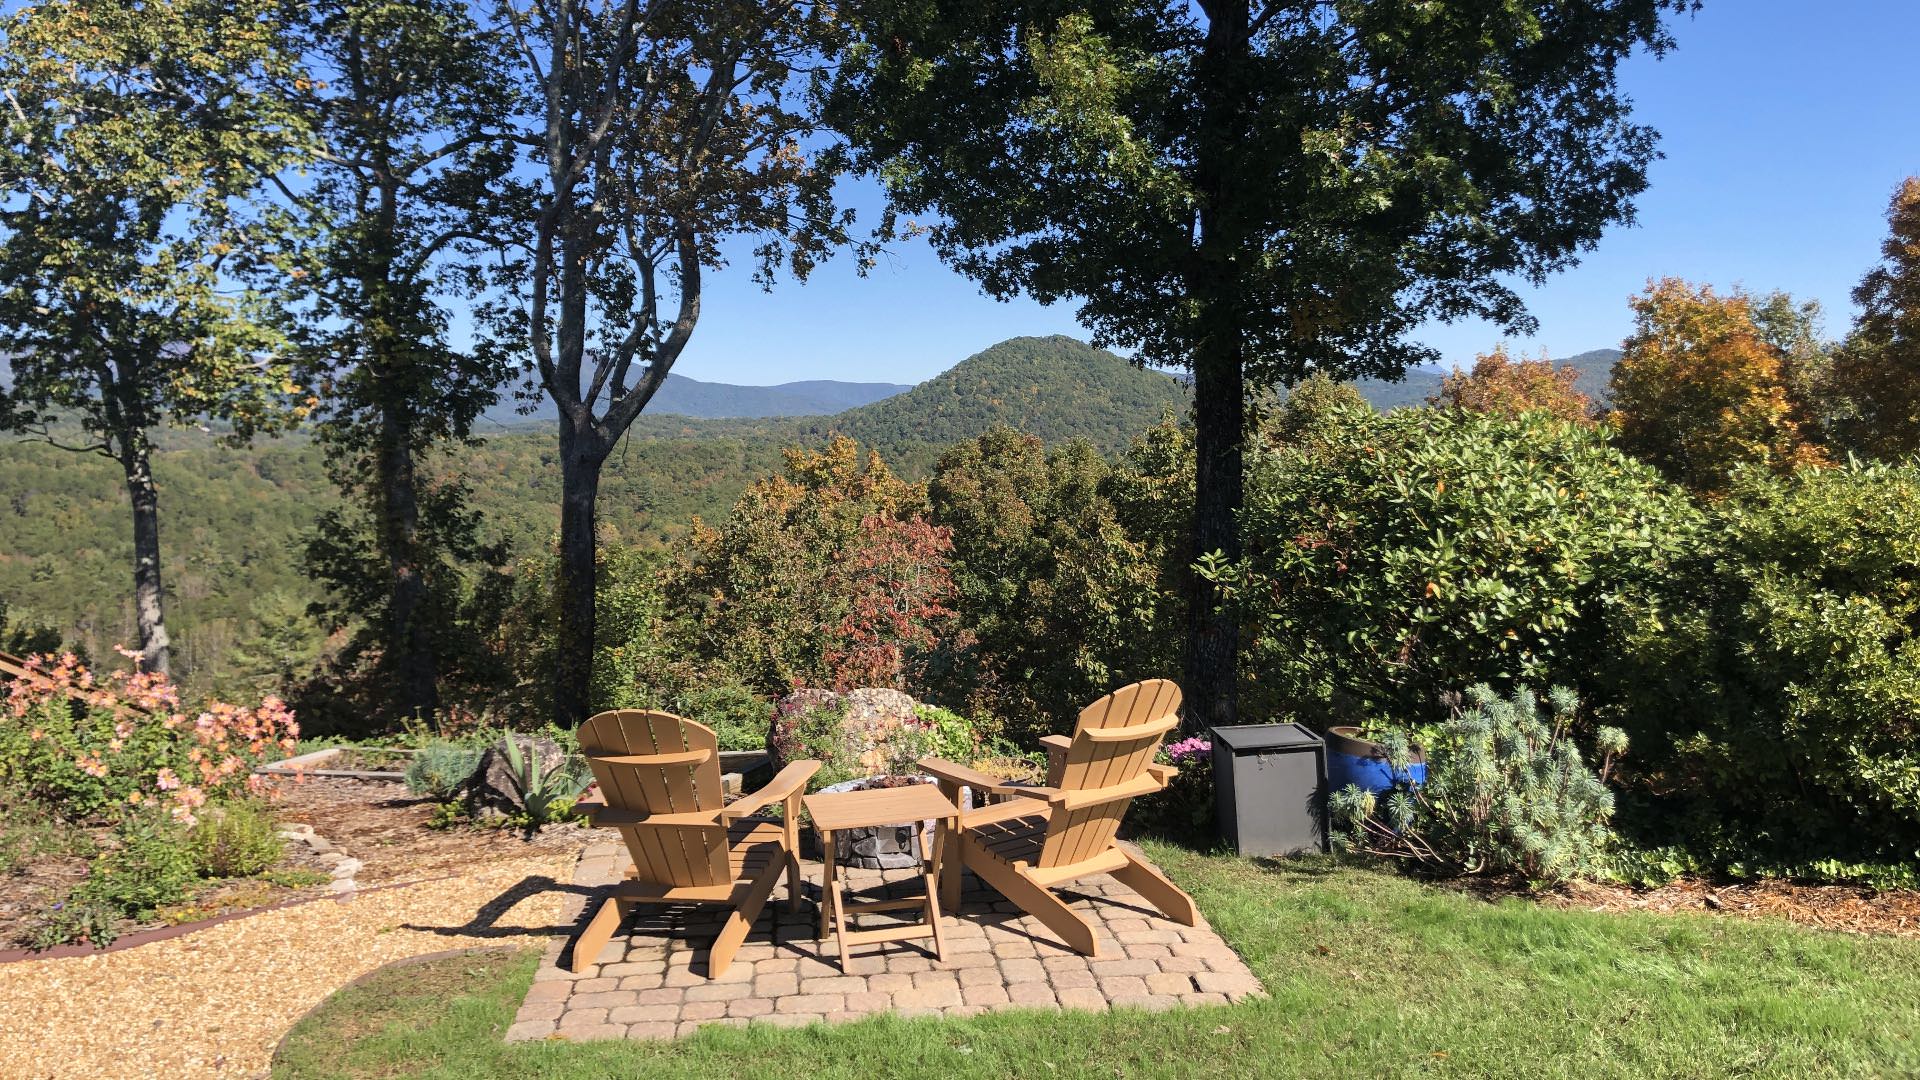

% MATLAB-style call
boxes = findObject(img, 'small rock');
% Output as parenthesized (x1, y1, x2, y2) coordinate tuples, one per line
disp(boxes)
(328, 878, 356, 896)
(328, 858, 363, 880)
(304, 835, 335, 855)
(314, 852, 347, 867)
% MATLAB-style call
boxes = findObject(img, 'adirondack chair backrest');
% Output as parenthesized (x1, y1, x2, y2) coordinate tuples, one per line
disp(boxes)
(578, 709, 732, 888)
(1035, 679, 1183, 868)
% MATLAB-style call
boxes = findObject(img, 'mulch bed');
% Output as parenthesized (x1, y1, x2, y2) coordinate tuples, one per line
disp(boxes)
(272, 776, 593, 885)
(1551, 876, 1920, 938)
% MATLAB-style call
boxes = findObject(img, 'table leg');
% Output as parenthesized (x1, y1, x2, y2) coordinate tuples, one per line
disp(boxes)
(828, 839, 853, 971)
(923, 815, 950, 962)
(816, 828, 834, 940)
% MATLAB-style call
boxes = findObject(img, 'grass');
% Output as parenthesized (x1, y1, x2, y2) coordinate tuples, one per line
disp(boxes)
(272, 842, 1920, 1079)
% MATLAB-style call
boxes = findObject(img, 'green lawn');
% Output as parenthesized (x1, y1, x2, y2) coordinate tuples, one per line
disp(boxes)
(273, 844, 1920, 1079)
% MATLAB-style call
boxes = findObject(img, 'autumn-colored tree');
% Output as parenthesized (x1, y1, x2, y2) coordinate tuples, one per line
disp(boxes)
(1609, 279, 1827, 494)
(1828, 177, 1920, 459)
(667, 436, 957, 694)
(1433, 347, 1594, 424)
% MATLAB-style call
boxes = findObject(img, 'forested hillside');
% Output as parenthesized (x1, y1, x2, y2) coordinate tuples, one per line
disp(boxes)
(0, 335, 1187, 687)
(0, 332, 1631, 689)
(827, 336, 1190, 450)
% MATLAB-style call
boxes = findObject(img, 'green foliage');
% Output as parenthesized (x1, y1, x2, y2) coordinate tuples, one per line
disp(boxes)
(186, 799, 284, 878)
(404, 742, 486, 801)
(833, 336, 1189, 453)
(771, 695, 982, 790)
(1610, 459, 1920, 864)
(665, 436, 958, 695)
(1333, 686, 1624, 886)
(1215, 400, 1701, 727)
(911, 703, 980, 765)
(70, 813, 198, 943)
(497, 734, 590, 828)
(1128, 737, 1216, 843)
(674, 683, 772, 753)
(0, 782, 95, 875)
(926, 425, 1181, 742)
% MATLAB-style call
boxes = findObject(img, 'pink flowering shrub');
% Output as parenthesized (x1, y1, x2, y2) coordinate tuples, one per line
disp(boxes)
(1130, 735, 1217, 841)
(0, 652, 299, 825)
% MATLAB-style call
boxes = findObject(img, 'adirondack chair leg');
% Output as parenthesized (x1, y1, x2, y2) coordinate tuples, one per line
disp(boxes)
(784, 812, 803, 913)
(708, 858, 785, 977)
(569, 894, 626, 974)
(1111, 849, 1199, 926)
(965, 845, 1099, 956)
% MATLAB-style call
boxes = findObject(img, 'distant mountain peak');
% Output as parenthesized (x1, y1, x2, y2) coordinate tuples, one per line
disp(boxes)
(830, 335, 1189, 451)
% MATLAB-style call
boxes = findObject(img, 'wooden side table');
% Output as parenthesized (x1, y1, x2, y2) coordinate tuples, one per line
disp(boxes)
(802, 783, 959, 971)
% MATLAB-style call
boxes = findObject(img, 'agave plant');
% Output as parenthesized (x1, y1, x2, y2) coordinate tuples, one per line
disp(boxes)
(500, 734, 591, 826)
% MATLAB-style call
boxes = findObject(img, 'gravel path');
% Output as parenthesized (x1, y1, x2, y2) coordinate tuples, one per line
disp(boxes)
(0, 849, 580, 1079)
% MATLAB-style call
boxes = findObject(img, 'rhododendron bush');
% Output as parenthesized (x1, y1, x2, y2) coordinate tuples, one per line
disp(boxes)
(0, 652, 299, 824)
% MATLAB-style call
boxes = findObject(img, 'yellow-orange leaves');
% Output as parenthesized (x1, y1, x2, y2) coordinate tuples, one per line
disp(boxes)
(1609, 278, 1827, 495)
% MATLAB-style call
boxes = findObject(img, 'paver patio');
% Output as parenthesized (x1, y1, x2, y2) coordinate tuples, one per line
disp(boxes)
(507, 838, 1264, 1041)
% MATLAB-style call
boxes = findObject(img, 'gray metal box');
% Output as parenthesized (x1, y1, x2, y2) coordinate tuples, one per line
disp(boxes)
(1211, 723, 1329, 857)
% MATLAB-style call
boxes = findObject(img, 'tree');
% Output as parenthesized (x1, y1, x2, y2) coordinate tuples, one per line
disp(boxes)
(1215, 401, 1699, 729)
(279, 0, 518, 721)
(927, 428, 1170, 738)
(667, 435, 955, 694)
(1433, 346, 1594, 424)
(1609, 278, 1826, 495)
(1829, 177, 1920, 459)
(480, 0, 870, 725)
(0, 0, 308, 676)
(830, 1, 1692, 728)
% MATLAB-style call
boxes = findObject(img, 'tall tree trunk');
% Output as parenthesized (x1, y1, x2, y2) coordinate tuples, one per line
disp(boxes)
(554, 414, 607, 728)
(1183, 327, 1244, 732)
(119, 435, 171, 677)
(1181, 0, 1251, 732)
(376, 399, 438, 721)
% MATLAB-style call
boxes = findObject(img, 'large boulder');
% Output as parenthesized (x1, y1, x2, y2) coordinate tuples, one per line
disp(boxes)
(463, 733, 577, 818)
(769, 687, 922, 776)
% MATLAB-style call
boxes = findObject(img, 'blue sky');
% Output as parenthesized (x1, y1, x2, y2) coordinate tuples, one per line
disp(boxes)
(664, 1, 1920, 387)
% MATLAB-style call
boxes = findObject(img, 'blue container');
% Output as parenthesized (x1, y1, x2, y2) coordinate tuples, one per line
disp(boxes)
(1324, 726, 1426, 793)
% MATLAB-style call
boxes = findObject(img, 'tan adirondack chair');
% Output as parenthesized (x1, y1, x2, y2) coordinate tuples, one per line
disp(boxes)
(921, 679, 1198, 956)
(569, 709, 820, 976)
(0, 651, 28, 681)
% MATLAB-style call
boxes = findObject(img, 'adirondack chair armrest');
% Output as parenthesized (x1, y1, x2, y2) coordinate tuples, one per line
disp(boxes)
(1146, 762, 1177, 783)
(726, 760, 820, 819)
(1010, 784, 1066, 803)
(576, 796, 724, 828)
(1037, 734, 1070, 786)
(920, 757, 1022, 796)
(1014, 772, 1167, 813)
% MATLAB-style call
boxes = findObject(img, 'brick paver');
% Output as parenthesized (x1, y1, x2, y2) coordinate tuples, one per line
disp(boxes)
(506, 839, 1263, 1042)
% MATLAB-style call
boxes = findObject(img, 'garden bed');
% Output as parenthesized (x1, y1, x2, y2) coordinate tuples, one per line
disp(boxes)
(0, 776, 599, 951)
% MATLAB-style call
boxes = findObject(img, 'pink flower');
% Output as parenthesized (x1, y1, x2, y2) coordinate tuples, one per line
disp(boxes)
(155, 767, 181, 791)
